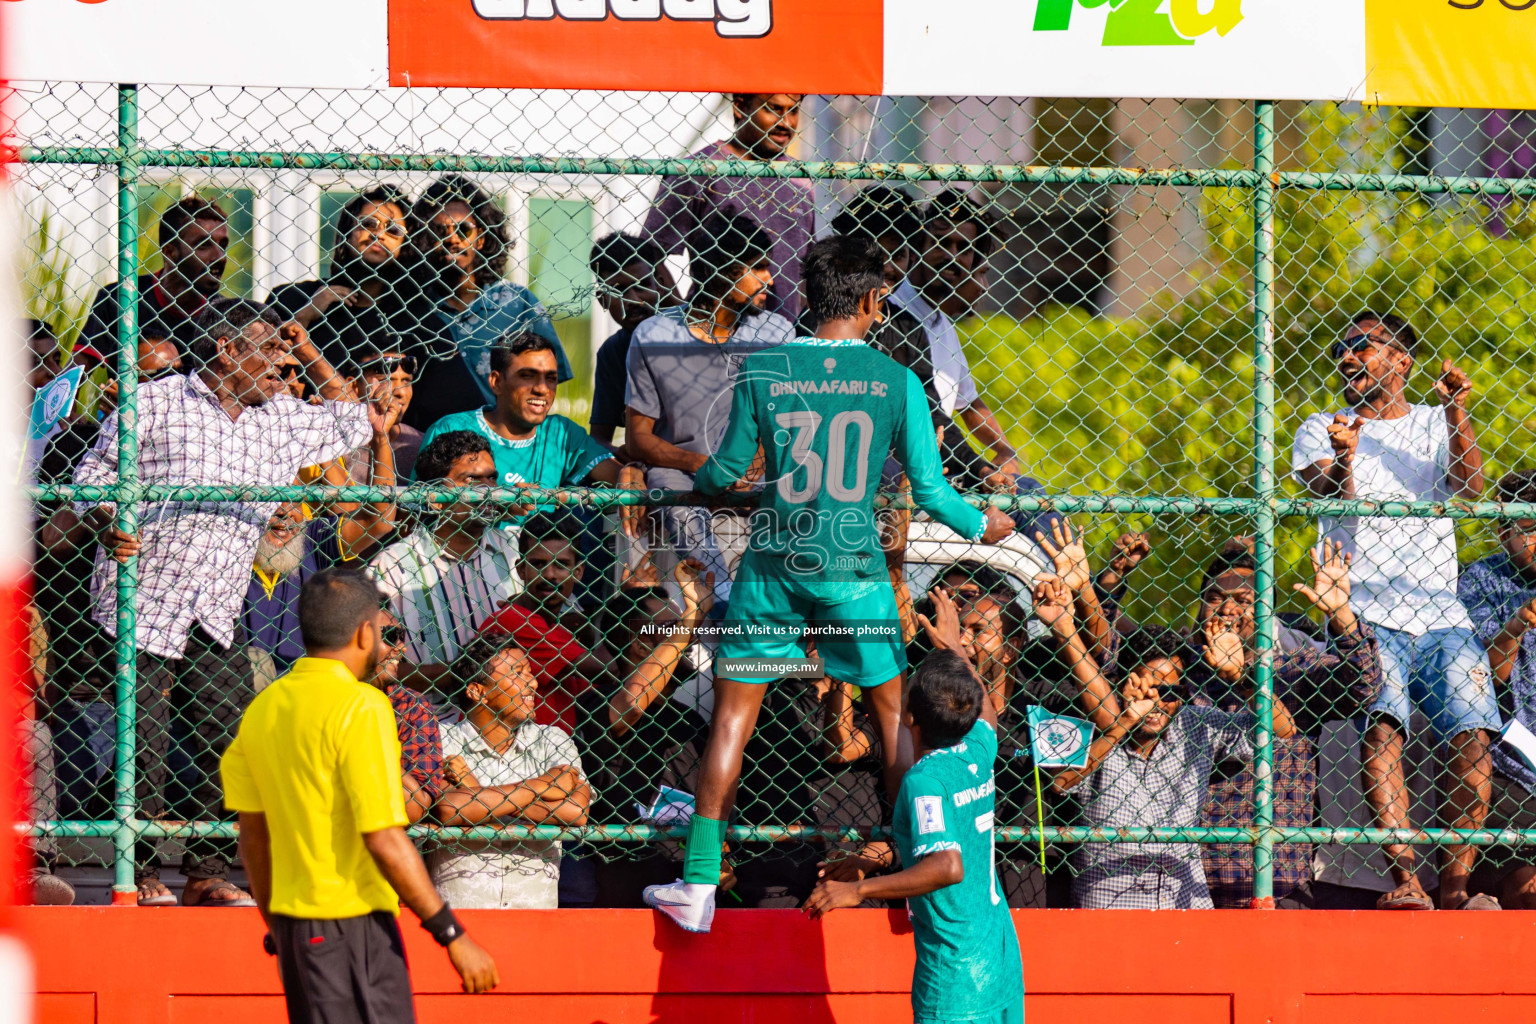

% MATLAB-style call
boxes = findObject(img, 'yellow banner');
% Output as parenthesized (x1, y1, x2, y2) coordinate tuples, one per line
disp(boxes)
(1367, 0, 1536, 109)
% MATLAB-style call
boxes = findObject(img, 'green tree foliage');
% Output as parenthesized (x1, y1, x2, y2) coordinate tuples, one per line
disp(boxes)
(961, 104, 1536, 628)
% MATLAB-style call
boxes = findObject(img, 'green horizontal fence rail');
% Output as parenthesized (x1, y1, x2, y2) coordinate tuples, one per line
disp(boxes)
(20, 84, 1536, 906)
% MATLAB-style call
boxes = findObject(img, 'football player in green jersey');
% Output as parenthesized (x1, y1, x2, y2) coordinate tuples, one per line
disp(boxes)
(643, 234, 1013, 932)
(805, 587, 1023, 1024)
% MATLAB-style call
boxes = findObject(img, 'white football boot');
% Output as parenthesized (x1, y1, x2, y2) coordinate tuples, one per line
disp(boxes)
(642, 879, 717, 933)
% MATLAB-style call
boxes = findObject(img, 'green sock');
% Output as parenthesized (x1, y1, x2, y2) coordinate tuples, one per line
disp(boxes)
(682, 814, 728, 885)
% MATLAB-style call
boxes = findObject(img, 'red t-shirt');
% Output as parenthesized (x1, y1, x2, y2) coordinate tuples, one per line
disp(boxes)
(478, 602, 588, 736)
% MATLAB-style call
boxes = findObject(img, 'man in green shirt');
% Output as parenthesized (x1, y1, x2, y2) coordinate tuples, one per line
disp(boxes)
(419, 332, 642, 525)
(806, 591, 1023, 1024)
(642, 234, 1013, 933)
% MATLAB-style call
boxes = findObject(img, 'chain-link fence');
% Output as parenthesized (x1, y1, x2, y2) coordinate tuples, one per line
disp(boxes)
(12, 85, 1536, 911)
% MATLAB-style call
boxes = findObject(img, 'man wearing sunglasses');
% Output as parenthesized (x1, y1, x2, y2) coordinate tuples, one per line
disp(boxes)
(346, 346, 423, 482)
(1293, 310, 1498, 912)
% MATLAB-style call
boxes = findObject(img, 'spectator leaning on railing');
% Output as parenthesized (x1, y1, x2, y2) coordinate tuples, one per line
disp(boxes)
(624, 212, 794, 607)
(71, 298, 372, 908)
(1035, 576, 1298, 910)
(418, 332, 641, 526)
(1292, 310, 1499, 912)
(369, 430, 523, 698)
(430, 634, 591, 910)
(1458, 468, 1536, 909)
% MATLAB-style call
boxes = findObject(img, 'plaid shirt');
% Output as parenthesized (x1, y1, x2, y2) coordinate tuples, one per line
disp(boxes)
(1070, 703, 1254, 909)
(1460, 553, 1536, 790)
(73, 373, 370, 658)
(1193, 621, 1382, 907)
(388, 684, 446, 802)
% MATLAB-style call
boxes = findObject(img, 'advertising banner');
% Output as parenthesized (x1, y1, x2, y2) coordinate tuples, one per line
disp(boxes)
(2, 0, 387, 88)
(4, 1, 1535, 111)
(387, 0, 883, 92)
(883, 0, 1368, 101)
(1363, 0, 1536, 109)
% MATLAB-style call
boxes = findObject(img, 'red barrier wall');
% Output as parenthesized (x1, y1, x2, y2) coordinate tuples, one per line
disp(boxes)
(20, 907, 1536, 1024)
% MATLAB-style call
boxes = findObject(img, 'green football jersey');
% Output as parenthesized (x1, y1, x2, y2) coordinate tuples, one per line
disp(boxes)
(418, 408, 613, 523)
(894, 718, 1024, 1022)
(694, 337, 985, 592)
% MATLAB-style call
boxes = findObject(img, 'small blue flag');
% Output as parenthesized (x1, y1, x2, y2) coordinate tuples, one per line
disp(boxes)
(29, 366, 82, 441)
(1026, 705, 1093, 768)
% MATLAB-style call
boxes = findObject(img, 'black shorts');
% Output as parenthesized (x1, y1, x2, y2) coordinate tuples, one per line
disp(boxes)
(271, 912, 415, 1024)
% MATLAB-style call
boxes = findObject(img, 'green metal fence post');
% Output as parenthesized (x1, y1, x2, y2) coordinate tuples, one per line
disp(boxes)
(110, 83, 141, 902)
(1250, 99, 1279, 908)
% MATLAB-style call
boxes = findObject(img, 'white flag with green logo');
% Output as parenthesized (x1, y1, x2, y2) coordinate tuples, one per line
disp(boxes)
(1026, 705, 1093, 769)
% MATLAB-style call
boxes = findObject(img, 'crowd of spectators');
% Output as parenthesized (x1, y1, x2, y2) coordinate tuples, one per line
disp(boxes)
(20, 93, 1536, 913)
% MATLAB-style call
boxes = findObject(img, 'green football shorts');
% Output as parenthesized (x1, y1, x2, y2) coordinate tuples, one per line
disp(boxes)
(716, 553, 905, 688)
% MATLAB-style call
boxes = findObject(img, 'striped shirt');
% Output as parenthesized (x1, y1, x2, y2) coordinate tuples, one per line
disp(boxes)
(369, 525, 522, 667)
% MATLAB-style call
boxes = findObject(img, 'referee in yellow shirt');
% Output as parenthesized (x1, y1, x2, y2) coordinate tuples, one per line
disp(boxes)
(222, 567, 498, 1023)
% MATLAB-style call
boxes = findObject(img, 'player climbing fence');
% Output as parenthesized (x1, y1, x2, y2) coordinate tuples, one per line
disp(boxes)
(13, 83, 1536, 910)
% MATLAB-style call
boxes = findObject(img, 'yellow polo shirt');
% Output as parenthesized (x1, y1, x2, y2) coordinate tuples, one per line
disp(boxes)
(222, 657, 408, 918)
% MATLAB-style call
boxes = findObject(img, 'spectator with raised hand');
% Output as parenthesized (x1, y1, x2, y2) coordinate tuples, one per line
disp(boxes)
(1458, 469, 1536, 908)
(1034, 575, 1296, 909)
(72, 297, 373, 907)
(1188, 541, 1382, 908)
(343, 344, 423, 482)
(575, 558, 715, 906)
(406, 175, 571, 430)
(589, 233, 682, 449)
(430, 635, 590, 910)
(369, 430, 524, 698)
(643, 93, 811, 319)
(266, 185, 424, 370)
(1097, 531, 1152, 602)
(419, 332, 642, 527)
(81, 197, 229, 362)
(1292, 310, 1499, 911)
(625, 212, 794, 605)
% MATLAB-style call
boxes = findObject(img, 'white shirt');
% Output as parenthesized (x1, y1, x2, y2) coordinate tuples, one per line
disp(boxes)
(73, 373, 370, 658)
(1290, 403, 1472, 635)
(427, 716, 584, 910)
(369, 525, 523, 666)
(889, 279, 979, 417)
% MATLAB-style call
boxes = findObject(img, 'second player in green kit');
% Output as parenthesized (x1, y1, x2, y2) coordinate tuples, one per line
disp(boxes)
(643, 233, 1013, 932)
(805, 595, 1024, 1024)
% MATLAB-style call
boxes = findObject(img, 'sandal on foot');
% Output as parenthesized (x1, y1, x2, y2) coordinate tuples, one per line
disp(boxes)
(137, 878, 177, 907)
(1454, 893, 1502, 911)
(182, 878, 257, 908)
(1376, 883, 1434, 910)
